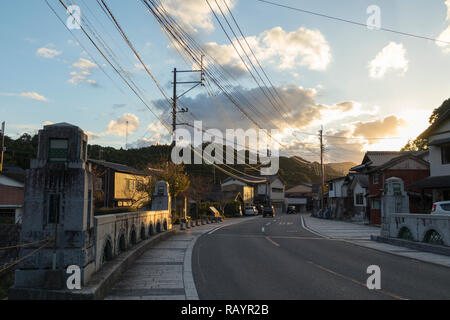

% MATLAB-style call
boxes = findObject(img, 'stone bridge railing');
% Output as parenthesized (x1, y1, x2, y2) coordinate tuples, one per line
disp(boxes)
(386, 213, 450, 246)
(94, 210, 171, 272)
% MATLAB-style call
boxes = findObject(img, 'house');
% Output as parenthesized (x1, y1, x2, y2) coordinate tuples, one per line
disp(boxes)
(408, 109, 450, 202)
(349, 174, 369, 221)
(221, 174, 286, 212)
(366, 153, 430, 225)
(220, 177, 255, 206)
(0, 167, 25, 224)
(89, 159, 151, 209)
(284, 183, 314, 212)
(326, 176, 347, 218)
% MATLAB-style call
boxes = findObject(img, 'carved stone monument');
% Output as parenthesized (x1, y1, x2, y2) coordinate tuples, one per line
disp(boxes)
(10, 123, 95, 296)
(381, 177, 410, 237)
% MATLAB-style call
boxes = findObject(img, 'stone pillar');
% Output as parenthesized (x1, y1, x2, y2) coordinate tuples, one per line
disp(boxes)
(381, 177, 409, 237)
(11, 123, 95, 292)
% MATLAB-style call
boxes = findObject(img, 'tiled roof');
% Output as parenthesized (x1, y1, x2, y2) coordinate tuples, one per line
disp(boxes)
(88, 159, 145, 175)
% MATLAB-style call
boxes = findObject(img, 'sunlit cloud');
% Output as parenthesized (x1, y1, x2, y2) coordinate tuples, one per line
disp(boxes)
(106, 113, 140, 137)
(368, 42, 408, 78)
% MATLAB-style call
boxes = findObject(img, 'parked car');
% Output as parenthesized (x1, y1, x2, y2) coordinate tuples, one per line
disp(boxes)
(263, 205, 275, 217)
(244, 206, 258, 216)
(287, 206, 296, 214)
(431, 201, 450, 215)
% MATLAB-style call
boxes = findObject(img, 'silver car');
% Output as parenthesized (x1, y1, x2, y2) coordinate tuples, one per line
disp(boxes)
(431, 201, 450, 215)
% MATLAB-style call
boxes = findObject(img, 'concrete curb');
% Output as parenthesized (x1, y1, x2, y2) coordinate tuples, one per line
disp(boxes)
(8, 230, 175, 300)
(372, 235, 450, 257)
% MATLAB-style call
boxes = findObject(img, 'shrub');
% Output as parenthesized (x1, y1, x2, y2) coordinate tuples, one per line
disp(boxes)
(224, 201, 241, 217)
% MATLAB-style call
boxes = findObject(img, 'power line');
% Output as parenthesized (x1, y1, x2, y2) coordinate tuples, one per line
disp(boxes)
(255, 0, 450, 46)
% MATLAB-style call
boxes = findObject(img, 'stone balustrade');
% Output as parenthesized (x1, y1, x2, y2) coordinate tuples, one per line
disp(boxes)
(94, 210, 171, 272)
(387, 213, 450, 246)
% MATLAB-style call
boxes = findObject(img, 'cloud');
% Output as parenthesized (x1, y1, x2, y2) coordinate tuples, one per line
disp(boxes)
(368, 42, 408, 78)
(69, 58, 98, 85)
(446, 0, 450, 20)
(200, 26, 331, 75)
(129, 121, 171, 148)
(260, 26, 331, 71)
(36, 47, 62, 59)
(435, 1, 450, 52)
(106, 113, 140, 137)
(352, 115, 407, 138)
(0, 92, 49, 102)
(86, 131, 101, 140)
(113, 103, 127, 109)
(159, 0, 236, 33)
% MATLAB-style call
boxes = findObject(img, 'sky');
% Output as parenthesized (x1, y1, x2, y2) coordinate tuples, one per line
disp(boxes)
(1, 0, 450, 164)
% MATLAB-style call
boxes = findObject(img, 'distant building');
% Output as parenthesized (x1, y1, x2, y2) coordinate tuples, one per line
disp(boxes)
(221, 174, 286, 212)
(0, 168, 25, 224)
(89, 159, 152, 209)
(366, 154, 430, 225)
(284, 183, 314, 212)
(326, 176, 347, 218)
(408, 109, 450, 203)
(221, 177, 254, 206)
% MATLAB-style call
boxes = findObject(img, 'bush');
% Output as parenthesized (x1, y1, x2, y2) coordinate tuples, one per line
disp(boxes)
(224, 201, 241, 217)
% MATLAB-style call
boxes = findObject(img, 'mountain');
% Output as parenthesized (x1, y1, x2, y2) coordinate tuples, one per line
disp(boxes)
(3, 135, 356, 186)
(325, 162, 357, 176)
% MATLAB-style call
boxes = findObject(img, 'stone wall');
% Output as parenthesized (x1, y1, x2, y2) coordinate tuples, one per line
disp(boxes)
(387, 213, 450, 246)
(94, 210, 171, 271)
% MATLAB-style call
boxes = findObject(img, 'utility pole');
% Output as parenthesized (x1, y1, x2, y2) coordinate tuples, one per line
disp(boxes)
(0, 122, 5, 173)
(171, 55, 205, 145)
(319, 126, 325, 210)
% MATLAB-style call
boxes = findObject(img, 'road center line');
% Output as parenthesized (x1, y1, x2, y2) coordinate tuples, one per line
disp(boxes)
(265, 236, 280, 247)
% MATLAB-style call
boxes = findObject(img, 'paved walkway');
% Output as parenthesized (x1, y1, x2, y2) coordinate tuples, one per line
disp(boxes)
(302, 215, 450, 268)
(302, 215, 380, 240)
(105, 217, 256, 300)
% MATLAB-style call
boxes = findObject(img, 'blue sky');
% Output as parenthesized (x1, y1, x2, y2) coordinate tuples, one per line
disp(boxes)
(1, 0, 450, 163)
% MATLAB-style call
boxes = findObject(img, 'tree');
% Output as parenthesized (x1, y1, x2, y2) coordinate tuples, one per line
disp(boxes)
(137, 162, 190, 214)
(184, 175, 213, 219)
(401, 97, 450, 151)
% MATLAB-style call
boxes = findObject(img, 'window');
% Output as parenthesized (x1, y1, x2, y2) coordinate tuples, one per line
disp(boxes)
(442, 144, 450, 164)
(127, 179, 136, 191)
(272, 188, 284, 193)
(371, 199, 381, 210)
(48, 194, 60, 224)
(373, 174, 379, 184)
(355, 193, 364, 205)
(329, 183, 333, 191)
(48, 139, 68, 162)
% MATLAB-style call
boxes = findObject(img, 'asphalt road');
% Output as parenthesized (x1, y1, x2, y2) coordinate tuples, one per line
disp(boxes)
(192, 213, 450, 300)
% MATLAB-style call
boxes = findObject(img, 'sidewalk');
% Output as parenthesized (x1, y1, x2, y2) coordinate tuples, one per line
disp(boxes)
(105, 217, 256, 300)
(302, 215, 450, 268)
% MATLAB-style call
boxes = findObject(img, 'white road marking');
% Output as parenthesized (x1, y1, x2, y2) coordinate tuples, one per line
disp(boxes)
(300, 216, 330, 239)
(207, 225, 228, 235)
